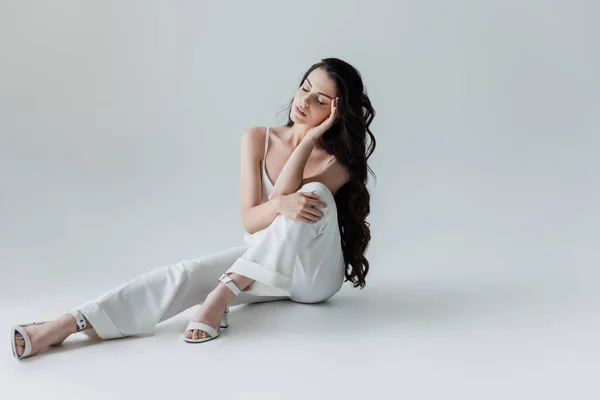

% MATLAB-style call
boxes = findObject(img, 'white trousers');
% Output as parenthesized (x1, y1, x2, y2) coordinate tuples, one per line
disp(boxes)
(72, 182, 345, 339)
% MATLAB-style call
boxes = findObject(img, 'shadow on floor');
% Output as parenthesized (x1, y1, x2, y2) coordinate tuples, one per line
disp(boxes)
(154, 280, 541, 337)
(20, 280, 542, 360)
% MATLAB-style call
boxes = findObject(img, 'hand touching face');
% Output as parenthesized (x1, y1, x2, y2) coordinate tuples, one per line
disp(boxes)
(291, 67, 338, 129)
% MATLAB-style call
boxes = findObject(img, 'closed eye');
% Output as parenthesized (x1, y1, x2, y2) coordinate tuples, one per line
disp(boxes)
(302, 88, 326, 106)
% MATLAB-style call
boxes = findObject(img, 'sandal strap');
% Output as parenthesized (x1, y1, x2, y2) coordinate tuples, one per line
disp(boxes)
(70, 309, 87, 332)
(219, 273, 241, 296)
(12, 325, 33, 359)
(185, 322, 219, 338)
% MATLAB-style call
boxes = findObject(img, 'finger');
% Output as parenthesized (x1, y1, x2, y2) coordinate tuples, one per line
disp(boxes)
(308, 198, 328, 208)
(303, 208, 324, 219)
(299, 192, 320, 199)
(301, 211, 322, 222)
(299, 211, 319, 222)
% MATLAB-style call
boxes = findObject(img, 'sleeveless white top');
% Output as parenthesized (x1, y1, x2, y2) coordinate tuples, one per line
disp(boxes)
(260, 127, 275, 203)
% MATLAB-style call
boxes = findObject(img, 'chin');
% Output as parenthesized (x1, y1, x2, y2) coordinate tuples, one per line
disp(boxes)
(291, 112, 312, 126)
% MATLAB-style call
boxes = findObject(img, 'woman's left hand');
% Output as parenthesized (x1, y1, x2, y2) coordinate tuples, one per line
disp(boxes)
(306, 97, 339, 141)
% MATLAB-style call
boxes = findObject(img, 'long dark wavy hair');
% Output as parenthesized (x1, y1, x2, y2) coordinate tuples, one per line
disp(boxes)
(283, 58, 376, 289)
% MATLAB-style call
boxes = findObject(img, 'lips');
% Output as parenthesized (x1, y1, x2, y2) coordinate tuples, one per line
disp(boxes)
(295, 106, 306, 117)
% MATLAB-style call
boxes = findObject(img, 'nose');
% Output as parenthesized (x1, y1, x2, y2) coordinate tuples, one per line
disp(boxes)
(300, 94, 310, 108)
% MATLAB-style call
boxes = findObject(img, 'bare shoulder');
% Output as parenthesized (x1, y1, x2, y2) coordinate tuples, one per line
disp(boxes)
(328, 156, 351, 189)
(241, 125, 266, 144)
(331, 156, 349, 177)
(300, 154, 350, 195)
(240, 126, 267, 159)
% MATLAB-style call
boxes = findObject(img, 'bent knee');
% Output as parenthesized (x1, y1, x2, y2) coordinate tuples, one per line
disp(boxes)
(298, 182, 334, 203)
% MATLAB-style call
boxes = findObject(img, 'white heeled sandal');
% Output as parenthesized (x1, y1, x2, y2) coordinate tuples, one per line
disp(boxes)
(183, 273, 241, 344)
(11, 310, 87, 360)
(11, 321, 47, 360)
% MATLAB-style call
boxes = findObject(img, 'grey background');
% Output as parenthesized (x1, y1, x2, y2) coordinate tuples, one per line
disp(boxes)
(1, 1, 598, 399)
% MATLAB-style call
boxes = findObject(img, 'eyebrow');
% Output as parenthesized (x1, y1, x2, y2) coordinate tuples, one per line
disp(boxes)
(306, 79, 334, 99)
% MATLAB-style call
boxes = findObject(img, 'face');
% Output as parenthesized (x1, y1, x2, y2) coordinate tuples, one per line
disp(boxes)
(290, 67, 338, 127)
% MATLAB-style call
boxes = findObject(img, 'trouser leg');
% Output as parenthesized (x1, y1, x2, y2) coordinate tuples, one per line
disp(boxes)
(72, 245, 288, 339)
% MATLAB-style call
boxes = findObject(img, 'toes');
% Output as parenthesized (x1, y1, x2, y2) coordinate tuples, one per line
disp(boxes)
(14, 332, 25, 353)
(186, 329, 211, 340)
(14, 334, 24, 356)
(13, 332, 26, 356)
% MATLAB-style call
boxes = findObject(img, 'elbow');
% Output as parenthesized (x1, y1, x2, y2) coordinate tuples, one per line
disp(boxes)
(241, 213, 260, 235)
(242, 222, 256, 236)
(244, 224, 257, 236)
(241, 216, 253, 235)
(269, 184, 301, 200)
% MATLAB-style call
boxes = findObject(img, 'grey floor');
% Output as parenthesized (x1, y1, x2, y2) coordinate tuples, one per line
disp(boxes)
(2, 260, 598, 400)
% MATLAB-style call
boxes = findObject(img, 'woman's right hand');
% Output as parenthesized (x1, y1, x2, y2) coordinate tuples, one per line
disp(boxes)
(274, 191, 328, 224)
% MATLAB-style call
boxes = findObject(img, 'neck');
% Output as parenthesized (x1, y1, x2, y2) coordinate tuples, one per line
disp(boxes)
(288, 123, 312, 147)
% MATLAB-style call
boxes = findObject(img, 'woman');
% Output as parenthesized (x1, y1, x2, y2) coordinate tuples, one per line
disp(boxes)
(11, 57, 376, 359)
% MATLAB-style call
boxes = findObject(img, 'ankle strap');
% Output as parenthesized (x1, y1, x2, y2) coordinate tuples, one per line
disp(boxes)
(70, 309, 87, 332)
(219, 274, 241, 296)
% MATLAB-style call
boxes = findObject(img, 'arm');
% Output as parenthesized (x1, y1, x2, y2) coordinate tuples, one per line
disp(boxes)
(268, 135, 316, 200)
(268, 98, 344, 199)
(298, 158, 349, 196)
(268, 135, 349, 199)
(240, 127, 282, 235)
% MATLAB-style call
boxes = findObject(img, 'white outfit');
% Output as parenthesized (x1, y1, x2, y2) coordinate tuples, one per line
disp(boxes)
(72, 127, 345, 339)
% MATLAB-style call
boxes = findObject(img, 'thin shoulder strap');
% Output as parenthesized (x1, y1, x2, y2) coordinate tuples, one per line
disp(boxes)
(323, 154, 336, 171)
(264, 127, 270, 159)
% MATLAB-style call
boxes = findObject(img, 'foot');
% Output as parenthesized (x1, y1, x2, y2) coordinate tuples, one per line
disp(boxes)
(13, 314, 77, 358)
(185, 286, 233, 340)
